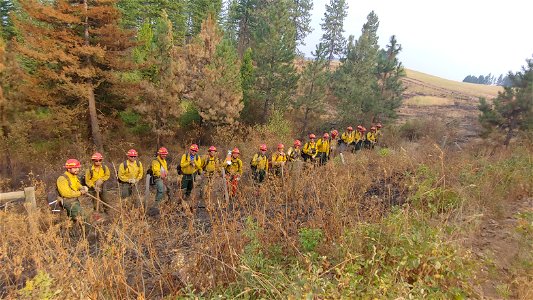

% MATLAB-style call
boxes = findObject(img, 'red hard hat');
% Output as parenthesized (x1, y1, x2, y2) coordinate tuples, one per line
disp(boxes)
(260, 144, 267, 151)
(232, 148, 240, 154)
(371, 126, 376, 131)
(331, 130, 338, 137)
(309, 133, 316, 139)
(127, 149, 138, 157)
(294, 140, 302, 147)
(323, 133, 329, 139)
(277, 143, 284, 149)
(347, 126, 353, 131)
(357, 125, 363, 130)
(91, 152, 103, 161)
(361, 127, 367, 132)
(64, 159, 81, 169)
(209, 146, 217, 152)
(190, 144, 199, 152)
(158, 147, 168, 155)
(376, 123, 383, 128)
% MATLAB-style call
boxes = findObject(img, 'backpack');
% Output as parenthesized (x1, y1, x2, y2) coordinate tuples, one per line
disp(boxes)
(119, 160, 141, 183)
(80, 165, 109, 186)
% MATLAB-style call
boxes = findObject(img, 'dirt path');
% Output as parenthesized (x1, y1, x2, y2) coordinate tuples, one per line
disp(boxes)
(470, 197, 533, 299)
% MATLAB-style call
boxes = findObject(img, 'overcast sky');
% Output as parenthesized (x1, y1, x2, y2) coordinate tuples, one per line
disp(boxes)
(300, 0, 533, 81)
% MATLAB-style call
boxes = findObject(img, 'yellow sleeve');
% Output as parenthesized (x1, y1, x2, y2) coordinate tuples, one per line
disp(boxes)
(85, 168, 95, 188)
(196, 156, 203, 174)
(57, 176, 81, 198)
(103, 166, 111, 181)
(136, 162, 144, 181)
(180, 154, 189, 170)
(251, 154, 258, 167)
(238, 160, 243, 175)
(152, 160, 161, 177)
(118, 162, 128, 183)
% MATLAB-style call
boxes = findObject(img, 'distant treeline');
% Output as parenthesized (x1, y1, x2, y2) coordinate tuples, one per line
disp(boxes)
(463, 73, 511, 86)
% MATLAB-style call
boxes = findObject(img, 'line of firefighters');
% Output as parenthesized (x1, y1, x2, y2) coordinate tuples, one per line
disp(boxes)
(55, 124, 383, 221)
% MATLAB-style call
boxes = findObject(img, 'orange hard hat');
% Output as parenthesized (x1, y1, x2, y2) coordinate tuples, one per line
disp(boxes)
(232, 148, 240, 154)
(190, 144, 199, 152)
(294, 140, 302, 147)
(127, 149, 138, 157)
(347, 126, 353, 131)
(331, 130, 338, 137)
(371, 126, 376, 131)
(209, 146, 217, 152)
(91, 152, 103, 161)
(323, 133, 329, 139)
(158, 147, 168, 155)
(65, 159, 81, 169)
(277, 143, 284, 149)
(376, 123, 383, 128)
(309, 133, 316, 139)
(260, 144, 267, 151)
(357, 125, 363, 130)
(361, 127, 367, 131)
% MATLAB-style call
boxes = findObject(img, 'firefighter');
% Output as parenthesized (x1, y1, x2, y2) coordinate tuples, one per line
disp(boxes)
(251, 144, 269, 183)
(271, 143, 287, 177)
(85, 152, 110, 212)
(118, 149, 144, 199)
(340, 127, 355, 152)
(302, 134, 318, 162)
(287, 140, 302, 162)
(375, 123, 383, 144)
(329, 129, 339, 159)
(151, 147, 169, 204)
(316, 133, 330, 165)
(57, 159, 89, 221)
(180, 144, 202, 198)
(225, 148, 243, 198)
(354, 125, 366, 151)
(201, 146, 221, 201)
(365, 126, 377, 149)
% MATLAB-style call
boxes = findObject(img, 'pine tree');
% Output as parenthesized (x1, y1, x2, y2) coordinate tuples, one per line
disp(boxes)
(224, 0, 259, 56)
(14, 0, 134, 151)
(479, 57, 533, 145)
(320, 0, 348, 66)
(289, 0, 313, 47)
(333, 11, 380, 123)
(188, 15, 243, 126)
(118, 0, 188, 44)
(294, 42, 328, 135)
(252, 0, 298, 123)
(134, 11, 183, 146)
(239, 47, 256, 123)
(375, 35, 405, 121)
(187, 0, 222, 38)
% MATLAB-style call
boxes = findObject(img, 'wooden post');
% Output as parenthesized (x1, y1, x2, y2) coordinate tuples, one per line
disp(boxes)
(24, 187, 36, 213)
(144, 175, 150, 210)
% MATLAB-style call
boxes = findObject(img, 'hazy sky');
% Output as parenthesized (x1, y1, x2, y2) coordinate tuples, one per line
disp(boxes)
(300, 0, 533, 81)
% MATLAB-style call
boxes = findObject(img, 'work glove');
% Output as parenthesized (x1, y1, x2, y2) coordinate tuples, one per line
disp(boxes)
(226, 160, 232, 166)
(128, 178, 137, 184)
(80, 186, 89, 195)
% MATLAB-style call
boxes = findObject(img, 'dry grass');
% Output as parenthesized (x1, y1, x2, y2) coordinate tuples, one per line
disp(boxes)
(404, 96, 455, 106)
(1, 124, 532, 298)
(404, 69, 502, 100)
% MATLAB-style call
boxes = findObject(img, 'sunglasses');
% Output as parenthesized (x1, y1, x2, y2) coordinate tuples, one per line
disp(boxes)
(94, 160, 103, 162)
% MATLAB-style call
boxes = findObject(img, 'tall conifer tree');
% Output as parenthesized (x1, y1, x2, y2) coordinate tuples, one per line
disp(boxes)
(479, 57, 533, 145)
(376, 35, 405, 121)
(14, 0, 134, 151)
(320, 0, 347, 66)
(252, 0, 298, 123)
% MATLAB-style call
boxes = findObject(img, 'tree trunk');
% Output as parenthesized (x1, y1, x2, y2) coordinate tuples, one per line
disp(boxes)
(503, 118, 516, 147)
(88, 86, 103, 152)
